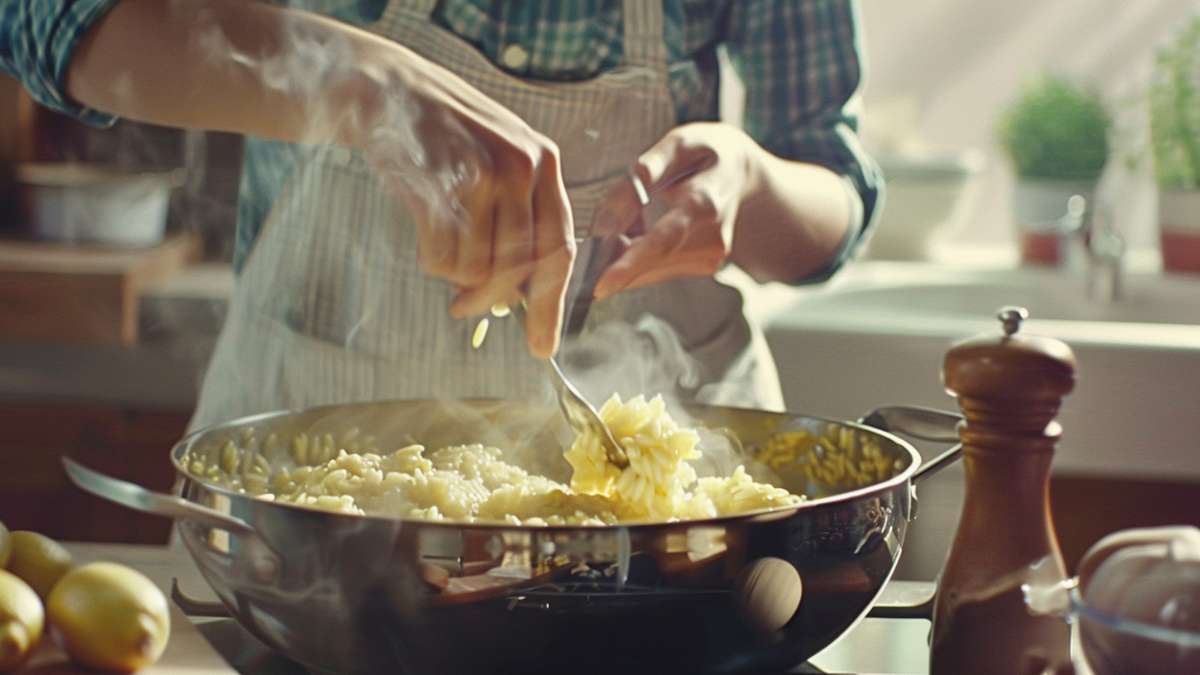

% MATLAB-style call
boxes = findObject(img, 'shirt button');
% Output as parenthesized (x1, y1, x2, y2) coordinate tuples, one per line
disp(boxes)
(501, 44, 529, 70)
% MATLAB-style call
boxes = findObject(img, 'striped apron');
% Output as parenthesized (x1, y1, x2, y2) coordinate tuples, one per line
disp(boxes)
(190, 0, 784, 431)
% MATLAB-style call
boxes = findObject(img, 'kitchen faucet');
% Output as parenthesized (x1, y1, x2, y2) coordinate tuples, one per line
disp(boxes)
(1057, 194, 1124, 302)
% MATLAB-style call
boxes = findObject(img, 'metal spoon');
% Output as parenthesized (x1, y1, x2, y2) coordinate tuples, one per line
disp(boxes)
(545, 354, 628, 468)
(512, 301, 629, 469)
(505, 172, 647, 468)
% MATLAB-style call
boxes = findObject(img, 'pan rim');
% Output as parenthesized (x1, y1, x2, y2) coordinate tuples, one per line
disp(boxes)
(170, 398, 922, 532)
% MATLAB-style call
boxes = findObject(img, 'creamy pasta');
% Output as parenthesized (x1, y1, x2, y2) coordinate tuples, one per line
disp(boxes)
(193, 394, 805, 525)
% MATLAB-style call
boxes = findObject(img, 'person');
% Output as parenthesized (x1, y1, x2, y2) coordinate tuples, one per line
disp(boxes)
(1, 0, 882, 426)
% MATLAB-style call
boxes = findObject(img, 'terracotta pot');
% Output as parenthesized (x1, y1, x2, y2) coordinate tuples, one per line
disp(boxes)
(1012, 178, 1095, 267)
(1158, 188, 1200, 274)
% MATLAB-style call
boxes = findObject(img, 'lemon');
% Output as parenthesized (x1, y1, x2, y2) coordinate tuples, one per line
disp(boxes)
(0, 522, 10, 569)
(0, 569, 44, 672)
(47, 562, 170, 673)
(6, 532, 72, 600)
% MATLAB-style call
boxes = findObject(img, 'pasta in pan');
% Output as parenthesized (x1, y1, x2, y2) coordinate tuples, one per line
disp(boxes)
(191, 394, 805, 525)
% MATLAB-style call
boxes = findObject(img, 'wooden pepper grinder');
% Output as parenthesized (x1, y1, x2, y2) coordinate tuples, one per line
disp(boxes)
(930, 307, 1076, 675)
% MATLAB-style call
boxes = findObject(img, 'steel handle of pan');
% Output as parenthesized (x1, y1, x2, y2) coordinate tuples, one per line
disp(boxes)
(859, 405, 964, 485)
(62, 457, 257, 537)
(857, 405, 965, 621)
(61, 458, 284, 574)
(63, 457, 266, 618)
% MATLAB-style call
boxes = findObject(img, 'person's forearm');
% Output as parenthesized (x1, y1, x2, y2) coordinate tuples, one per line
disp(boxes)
(67, 0, 577, 357)
(731, 152, 859, 284)
(65, 0, 412, 149)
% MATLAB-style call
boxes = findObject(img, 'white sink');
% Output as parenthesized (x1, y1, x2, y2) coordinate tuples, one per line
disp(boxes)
(753, 262, 1200, 481)
(794, 270, 1200, 326)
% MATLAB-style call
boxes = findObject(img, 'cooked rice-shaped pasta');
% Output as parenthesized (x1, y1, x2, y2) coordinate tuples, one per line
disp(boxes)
(193, 394, 805, 524)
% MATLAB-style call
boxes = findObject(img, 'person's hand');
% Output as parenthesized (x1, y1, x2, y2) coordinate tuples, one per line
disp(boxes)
(348, 48, 576, 358)
(589, 122, 764, 300)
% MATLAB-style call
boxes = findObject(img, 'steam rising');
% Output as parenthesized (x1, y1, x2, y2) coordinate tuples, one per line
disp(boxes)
(560, 316, 701, 407)
(185, 0, 484, 231)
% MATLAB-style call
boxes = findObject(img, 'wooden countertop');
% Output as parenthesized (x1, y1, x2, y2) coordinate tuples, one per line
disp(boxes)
(18, 542, 235, 674)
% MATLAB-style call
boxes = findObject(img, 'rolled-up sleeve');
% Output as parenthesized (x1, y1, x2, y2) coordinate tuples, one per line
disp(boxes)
(726, 0, 883, 281)
(0, 0, 120, 127)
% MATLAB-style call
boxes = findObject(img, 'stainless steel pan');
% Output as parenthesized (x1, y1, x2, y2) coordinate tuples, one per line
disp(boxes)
(67, 399, 962, 674)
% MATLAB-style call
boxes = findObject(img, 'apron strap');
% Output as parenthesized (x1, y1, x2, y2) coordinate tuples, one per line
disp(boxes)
(407, 0, 441, 16)
(378, 0, 439, 27)
(621, 0, 669, 72)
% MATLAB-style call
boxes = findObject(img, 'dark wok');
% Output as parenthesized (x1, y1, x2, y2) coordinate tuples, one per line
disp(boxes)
(66, 399, 962, 674)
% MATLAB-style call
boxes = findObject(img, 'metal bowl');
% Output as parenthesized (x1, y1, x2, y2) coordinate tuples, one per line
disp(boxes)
(69, 399, 961, 674)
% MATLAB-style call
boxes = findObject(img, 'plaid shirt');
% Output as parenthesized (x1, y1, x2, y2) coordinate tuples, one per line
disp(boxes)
(0, 0, 119, 127)
(2, 0, 880, 276)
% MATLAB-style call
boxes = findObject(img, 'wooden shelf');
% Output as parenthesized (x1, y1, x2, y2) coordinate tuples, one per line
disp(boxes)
(0, 231, 201, 345)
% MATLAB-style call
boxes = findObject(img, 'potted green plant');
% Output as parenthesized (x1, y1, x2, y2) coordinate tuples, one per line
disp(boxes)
(1150, 15, 1200, 273)
(998, 76, 1111, 265)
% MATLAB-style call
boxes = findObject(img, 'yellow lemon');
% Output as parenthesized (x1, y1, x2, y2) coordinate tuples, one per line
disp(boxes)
(0, 569, 44, 672)
(6, 531, 72, 599)
(0, 522, 11, 569)
(47, 562, 170, 673)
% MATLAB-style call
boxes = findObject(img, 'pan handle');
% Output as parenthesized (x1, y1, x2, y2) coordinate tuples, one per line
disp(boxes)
(859, 403, 960, 619)
(912, 443, 964, 486)
(858, 405, 963, 486)
(859, 405, 961, 443)
(857, 408, 962, 621)
(63, 457, 257, 537)
(868, 580, 937, 620)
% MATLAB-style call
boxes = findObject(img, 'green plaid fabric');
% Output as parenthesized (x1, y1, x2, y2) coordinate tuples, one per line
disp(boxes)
(0, 0, 121, 126)
(427, 0, 877, 179)
(2, 0, 881, 274)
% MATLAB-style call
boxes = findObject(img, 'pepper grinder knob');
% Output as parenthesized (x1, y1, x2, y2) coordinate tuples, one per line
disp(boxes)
(998, 305, 1028, 336)
(943, 306, 1076, 439)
